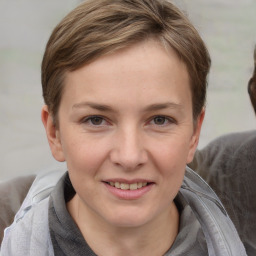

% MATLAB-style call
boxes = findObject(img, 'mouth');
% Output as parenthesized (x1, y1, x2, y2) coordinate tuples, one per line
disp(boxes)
(105, 181, 151, 190)
(103, 180, 154, 199)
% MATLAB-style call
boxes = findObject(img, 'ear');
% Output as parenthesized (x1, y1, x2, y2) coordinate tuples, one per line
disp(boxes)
(41, 105, 65, 162)
(186, 109, 205, 164)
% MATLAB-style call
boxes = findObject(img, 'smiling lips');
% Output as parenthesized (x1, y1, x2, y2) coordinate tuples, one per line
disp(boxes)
(107, 181, 148, 190)
(104, 180, 154, 200)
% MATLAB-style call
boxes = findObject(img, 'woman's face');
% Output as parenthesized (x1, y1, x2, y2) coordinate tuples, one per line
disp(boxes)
(43, 40, 204, 228)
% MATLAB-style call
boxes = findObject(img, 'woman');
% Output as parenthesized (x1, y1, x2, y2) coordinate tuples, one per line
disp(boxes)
(1, 0, 246, 255)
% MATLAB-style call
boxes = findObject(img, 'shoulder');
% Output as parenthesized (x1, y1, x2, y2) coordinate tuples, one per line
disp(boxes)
(0, 174, 35, 244)
(189, 131, 256, 250)
(190, 130, 256, 178)
(1, 198, 54, 256)
(181, 167, 227, 216)
(180, 167, 247, 256)
(1, 168, 66, 256)
(189, 131, 256, 254)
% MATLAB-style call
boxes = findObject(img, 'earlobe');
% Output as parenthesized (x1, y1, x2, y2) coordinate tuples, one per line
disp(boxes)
(41, 105, 65, 162)
(186, 109, 205, 164)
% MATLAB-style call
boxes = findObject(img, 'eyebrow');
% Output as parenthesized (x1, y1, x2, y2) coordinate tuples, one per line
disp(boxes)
(72, 102, 113, 111)
(72, 101, 183, 112)
(143, 102, 183, 112)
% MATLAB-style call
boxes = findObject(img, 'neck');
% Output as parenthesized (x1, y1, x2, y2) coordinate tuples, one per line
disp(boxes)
(67, 195, 179, 256)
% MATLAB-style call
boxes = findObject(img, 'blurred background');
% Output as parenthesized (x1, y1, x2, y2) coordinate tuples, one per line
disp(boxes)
(1, 0, 256, 180)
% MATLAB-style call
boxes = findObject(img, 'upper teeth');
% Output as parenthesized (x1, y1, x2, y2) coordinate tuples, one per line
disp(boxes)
(109, 182, 147, 190)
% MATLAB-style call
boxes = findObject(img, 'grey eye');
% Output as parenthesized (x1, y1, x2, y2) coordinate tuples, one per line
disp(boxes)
(89, 116, 104, 125)
(153, 116, 166, 125)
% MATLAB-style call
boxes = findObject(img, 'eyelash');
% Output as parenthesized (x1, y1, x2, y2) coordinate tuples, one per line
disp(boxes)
(81, 115, 176, 128)
(81, 115, 109, 126)
(148, 115, 176, 127)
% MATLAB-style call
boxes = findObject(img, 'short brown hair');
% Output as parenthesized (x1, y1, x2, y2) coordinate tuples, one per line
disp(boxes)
(41, 0, 211, 124)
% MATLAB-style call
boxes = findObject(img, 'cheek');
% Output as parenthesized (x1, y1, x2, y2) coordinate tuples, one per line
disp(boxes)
(66, 144, 102, 172)
(151, 136, 191, 173)
(65, 140, 108, 198)
(61, 134, 111, 177)
(152, 142, 188, 198)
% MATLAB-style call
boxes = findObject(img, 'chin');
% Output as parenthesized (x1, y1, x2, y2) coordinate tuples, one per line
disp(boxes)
(103, 207, 154, 228)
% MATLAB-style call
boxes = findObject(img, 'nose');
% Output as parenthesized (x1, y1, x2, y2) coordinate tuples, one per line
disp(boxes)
(110, 126, 148, 171)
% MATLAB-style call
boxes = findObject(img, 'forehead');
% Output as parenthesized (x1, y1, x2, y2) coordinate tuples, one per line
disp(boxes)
(61, 40, 191, 112)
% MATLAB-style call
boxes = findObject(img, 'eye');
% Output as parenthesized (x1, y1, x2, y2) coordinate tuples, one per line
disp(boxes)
(149, 115, 176, 126)
(89, 116, 104, 125)
(82, 115, 108, 126)
(153, 116, 168, 125)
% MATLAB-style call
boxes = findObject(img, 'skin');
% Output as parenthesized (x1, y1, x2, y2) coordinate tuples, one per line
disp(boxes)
(248, 47, 256, 114)
(42, 39, 204, 256)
